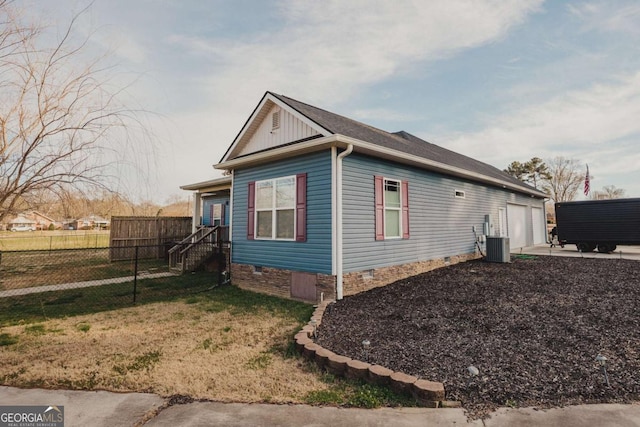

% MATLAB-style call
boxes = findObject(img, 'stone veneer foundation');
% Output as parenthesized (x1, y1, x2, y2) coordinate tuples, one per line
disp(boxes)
(231, 251, 479, 303)
(231, 263, 337, 302)
(342, 252, 479, 296)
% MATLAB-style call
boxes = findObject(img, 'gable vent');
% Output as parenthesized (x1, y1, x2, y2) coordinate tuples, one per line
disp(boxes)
(272, 110, 280, 130)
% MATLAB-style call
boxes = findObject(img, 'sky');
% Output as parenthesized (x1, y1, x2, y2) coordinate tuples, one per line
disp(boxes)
(23, 0, 640, 203)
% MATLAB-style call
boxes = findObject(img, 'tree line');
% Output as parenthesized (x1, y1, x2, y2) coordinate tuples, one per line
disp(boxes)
(504, 157, 625, 202)
(19, 191, 193, 222)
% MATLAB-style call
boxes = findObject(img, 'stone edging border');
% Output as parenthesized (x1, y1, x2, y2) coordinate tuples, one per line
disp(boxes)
(294, 300, 454, 408)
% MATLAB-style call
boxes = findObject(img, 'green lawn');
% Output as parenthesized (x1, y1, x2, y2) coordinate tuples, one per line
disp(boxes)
(0, 230, 109, 251)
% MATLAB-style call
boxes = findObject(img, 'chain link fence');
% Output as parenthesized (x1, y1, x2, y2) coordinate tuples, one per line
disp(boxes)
(0, 242, 228, 325)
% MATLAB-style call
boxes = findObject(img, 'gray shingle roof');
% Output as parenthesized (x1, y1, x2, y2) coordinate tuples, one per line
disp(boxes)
(269, 92, 540, 194)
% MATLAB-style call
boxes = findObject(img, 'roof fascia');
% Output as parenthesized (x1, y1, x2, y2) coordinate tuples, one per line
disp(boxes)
(216, 134, 546, 198)
(215, 135, 338, 170)
(180, 176, 232, 192)
(336, 136, 548, 198)
(219, 92, 333, 163)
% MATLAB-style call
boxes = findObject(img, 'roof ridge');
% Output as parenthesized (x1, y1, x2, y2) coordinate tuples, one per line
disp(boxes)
(273, 92, 413, 146)
(245, 92, 543, 197)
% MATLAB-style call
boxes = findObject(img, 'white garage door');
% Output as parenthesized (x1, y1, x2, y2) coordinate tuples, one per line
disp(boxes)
(507, 204, 527, 249)
(532, 207, 545, 245)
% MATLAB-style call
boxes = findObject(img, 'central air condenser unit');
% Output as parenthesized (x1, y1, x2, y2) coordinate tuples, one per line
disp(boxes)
(485, 236, 510, 263)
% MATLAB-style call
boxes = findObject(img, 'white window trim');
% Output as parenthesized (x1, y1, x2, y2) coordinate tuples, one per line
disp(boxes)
(212, 203, 222, 225)
(383, 177, 403, 239)
(454, 189, 466, 199)
(254, 175, 296, 241)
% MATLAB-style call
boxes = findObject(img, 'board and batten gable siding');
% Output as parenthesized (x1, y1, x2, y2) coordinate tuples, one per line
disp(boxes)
(235, 104, 321, 157)
(342, 153, 544, 272)
(232, 151, 333, 274)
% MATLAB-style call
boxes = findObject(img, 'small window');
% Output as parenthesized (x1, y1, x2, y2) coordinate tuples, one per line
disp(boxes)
(212, 204, 222, 226)
(455, 190, 466, 199)
(253, 266, 263, 274)
(272, 110, 280, 130)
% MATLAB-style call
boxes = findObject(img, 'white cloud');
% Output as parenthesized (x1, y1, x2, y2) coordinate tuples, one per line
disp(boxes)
(169, 0, 544, 107)
(439, 71, 640, 196)
(568, 1, 640, 36)
(143, 0, 545, 198)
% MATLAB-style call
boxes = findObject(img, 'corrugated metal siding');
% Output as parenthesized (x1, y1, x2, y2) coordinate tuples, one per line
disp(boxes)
(342, 153, 544, 272)
(236, 104, 320, 157)
(232, 151, 333, 273)
(555, 198, 640, 243)
(202, 197, 230, 226)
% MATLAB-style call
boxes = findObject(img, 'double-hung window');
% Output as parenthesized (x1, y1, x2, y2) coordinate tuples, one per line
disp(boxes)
(375, 175, 409, 240)
(255, 176, 296, 240)
(248, 174, 307, 242)
(384, 179, 402, 238)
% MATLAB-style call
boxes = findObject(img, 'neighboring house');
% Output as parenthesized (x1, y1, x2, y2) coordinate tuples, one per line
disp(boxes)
(30, 211, 57, 230)
(7, 215, 37, 231)
(182, 91, 547, 302)
(62, 219, 77, 230)
(75, 215, 110, 230)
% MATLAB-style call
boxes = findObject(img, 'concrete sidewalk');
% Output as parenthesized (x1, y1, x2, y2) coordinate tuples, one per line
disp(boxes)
(2, 386, 640, 427)
(516, 244, 640, 261)
(0, 272, 176, 298)
(0, 386, 163, 427)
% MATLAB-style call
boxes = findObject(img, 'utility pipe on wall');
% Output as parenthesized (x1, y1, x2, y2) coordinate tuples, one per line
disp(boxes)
(336, 143, 353, 300)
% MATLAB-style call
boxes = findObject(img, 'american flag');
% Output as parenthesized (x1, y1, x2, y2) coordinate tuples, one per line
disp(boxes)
(584, 164, 590, 196)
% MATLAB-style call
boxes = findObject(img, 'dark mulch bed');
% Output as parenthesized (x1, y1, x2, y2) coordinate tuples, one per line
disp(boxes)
(317, 256, 640, 418)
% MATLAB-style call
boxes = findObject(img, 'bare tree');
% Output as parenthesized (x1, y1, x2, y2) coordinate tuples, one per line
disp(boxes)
(591, 185, 626, 200)
(543, 157, 584, 202)
(0, 2, 150, 223)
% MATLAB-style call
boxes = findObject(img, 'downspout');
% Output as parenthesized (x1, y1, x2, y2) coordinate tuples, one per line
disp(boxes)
(336, 143, 353, 300)
(228, 170, 234, 275)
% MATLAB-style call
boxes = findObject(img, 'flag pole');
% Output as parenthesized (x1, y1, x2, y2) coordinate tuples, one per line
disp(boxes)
(584, 164, 590, 196)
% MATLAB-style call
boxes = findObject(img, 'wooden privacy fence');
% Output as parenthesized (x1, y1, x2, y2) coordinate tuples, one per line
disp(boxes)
(109, 216, 192, 261)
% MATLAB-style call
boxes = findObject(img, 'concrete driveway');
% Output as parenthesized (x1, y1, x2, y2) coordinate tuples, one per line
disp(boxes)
(516, 244, 640, 261)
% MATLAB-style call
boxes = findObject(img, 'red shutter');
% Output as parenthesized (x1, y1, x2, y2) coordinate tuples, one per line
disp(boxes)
(402, 180, 410, 239)
(247, 181, 255, 240)
(296, 173, 307, 242)
(209, 204, 215, 226)
(374, 175, 384, 240)
(220, 203, 226, 226)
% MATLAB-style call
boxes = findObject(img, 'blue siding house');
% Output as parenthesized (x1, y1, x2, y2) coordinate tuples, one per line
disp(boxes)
(183, 92, 547, 302)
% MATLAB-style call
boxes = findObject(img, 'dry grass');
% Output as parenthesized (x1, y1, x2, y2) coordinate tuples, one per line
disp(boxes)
(0, 299, 328, 402)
